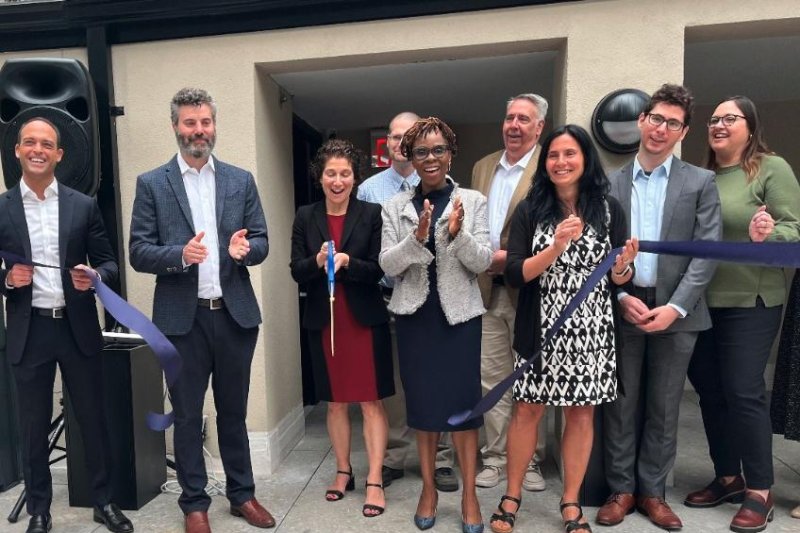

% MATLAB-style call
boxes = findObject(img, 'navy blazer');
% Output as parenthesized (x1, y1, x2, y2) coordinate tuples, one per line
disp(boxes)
(0, 183, 119, 364)
(290, 198, 388, 330)
(129, 156, 268, 336)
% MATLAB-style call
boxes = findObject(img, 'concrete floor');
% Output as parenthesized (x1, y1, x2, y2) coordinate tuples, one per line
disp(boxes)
(2, 393, 799, 533)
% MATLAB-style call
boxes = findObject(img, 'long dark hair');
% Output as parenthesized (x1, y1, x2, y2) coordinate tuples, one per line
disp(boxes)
(704, 95, 772, 182)
(527, 124, 610, 238)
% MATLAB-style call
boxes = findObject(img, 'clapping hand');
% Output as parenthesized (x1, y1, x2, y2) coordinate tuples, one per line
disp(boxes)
(749, 205, 774, 242)
(553, 215, 583, 253)
(229, 229, 250, 261)
(183, 231, 208, 265)
(448, 196, 464, 238)
(613, 238, 639, 276)
(416, 199, 434, 242)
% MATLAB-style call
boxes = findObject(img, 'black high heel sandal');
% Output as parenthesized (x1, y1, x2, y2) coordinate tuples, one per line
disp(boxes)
(325, 467, 355, 501)
(560, 501, 592, 533)
(362, 482, 385, 517)
(489, 495, 521, 533)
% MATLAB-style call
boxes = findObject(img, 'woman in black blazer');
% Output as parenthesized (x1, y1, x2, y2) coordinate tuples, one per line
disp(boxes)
(290, 139, 393, 518)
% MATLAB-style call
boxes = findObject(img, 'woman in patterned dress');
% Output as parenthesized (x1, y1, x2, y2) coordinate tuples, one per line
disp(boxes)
(489, 125, 637, 533)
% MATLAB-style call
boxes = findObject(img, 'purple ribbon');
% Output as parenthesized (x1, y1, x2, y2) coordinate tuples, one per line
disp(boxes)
(0, 251, 181, 430)
(448, 240, 800, 426)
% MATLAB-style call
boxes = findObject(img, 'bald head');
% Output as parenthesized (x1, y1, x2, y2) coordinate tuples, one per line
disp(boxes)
(387, 112, 420, 166)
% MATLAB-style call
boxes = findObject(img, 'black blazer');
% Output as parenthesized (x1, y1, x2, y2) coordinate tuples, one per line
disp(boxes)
(0, 183, 119, 364)
(290, 198, 388, 330)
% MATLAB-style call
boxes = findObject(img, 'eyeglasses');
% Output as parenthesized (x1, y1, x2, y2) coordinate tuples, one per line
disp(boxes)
(646, 113, 686, 132)
(707, 114, 746, 128)
(411, 145, 450, 161)
(387, 134, 404, 142)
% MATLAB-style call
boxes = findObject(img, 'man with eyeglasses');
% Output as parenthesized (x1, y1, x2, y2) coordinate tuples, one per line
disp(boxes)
(358, 112, 459, 492)
(598, 84, 721, 530)
(470, 94, 549, 492)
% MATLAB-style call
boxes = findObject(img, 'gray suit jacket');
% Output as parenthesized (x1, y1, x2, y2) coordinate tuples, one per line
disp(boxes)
(609, 157, 721, 332)
(129, 155, 268, 336)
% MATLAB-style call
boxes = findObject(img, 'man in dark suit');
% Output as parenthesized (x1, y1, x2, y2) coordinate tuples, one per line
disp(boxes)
(0, 118, 133, 533)
(129, 88, 273, 533)
(598, 84, 722, 530)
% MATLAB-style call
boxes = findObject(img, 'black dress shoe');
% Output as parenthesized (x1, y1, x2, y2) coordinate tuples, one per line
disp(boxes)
(93, 503, 134, 533)
(26, 514, 52, 533)
(381, 465, 405, 487)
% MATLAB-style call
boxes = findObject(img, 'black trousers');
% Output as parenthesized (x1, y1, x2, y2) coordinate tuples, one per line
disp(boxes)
(168, 306, 259, 514)
(12, 314, 111, 515)
(687, 300, 783, 489)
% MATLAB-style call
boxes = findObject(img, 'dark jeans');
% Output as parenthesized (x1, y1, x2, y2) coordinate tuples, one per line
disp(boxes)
(687, 300, 782, 489)
(169, 306, 259, 514)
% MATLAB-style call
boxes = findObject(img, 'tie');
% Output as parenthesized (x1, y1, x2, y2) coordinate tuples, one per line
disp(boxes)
(400, 180, 410, 192)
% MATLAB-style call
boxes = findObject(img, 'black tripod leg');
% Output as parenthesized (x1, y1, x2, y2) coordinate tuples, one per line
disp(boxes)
(7, 487, 25, 523)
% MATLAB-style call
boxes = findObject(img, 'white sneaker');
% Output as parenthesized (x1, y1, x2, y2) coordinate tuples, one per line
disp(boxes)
(522, 461, 546, 491)
(475, 464, 505, 488)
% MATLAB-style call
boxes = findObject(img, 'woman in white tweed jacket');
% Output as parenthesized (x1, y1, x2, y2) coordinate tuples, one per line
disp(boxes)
(379, 117, 491, 533)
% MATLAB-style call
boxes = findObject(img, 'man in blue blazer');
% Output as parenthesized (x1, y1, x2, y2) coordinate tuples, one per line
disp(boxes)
(129, 88, 273, 533)
(0, 118, 132, 533)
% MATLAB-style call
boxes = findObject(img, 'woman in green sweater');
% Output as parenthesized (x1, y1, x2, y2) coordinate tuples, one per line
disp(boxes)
(685, 96, 800, 533)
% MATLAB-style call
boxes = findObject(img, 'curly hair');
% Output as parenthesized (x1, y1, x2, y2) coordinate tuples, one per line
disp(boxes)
(400, 117, 458, 160)
(704, 95, 773, 182)
(170, 87, 217, 125)
(309, 138, 366, 191)
(643, 83, 694, 126)
(527, 124, 610, 239)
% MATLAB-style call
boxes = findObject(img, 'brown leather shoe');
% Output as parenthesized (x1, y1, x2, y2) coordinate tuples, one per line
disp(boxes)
(596, 492, 636, 526)
(684, 475, 746, 508)
(185, 511, 211, 533)
(230, 498, 276, 529)
(730, 491, 773, 533)
(637, 496, 682, 531)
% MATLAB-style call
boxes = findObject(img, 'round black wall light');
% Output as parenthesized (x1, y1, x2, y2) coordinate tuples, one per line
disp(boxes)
(591, 88, 649, 154)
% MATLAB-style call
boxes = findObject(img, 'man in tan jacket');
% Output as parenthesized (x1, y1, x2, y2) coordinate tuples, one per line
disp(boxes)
(471, 93, 548, 490)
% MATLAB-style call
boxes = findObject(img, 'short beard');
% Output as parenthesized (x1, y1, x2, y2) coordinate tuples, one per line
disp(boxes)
(176, 132, 215, 160)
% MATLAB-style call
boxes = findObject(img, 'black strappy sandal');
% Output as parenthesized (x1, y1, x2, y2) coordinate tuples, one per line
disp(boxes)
(362, 482, 385, 517)
(560, 501, 592, 533)
(325, 467, 355, 501)
(489, 495, 521, 533)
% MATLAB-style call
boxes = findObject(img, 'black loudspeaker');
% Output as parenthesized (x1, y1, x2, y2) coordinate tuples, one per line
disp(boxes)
(0, 58, 99, 196)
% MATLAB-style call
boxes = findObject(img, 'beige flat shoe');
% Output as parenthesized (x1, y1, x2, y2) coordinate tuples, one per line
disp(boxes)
(791, 504, 800, 519)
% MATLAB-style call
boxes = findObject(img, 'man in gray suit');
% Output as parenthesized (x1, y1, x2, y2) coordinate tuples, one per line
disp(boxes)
(129, 88, 274, 533)
(598, 84, 721, 531)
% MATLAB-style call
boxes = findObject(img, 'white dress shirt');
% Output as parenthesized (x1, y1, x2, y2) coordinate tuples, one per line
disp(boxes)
(487, 146, 536, 251)
(178, 153, 223, 298)
(20, 178, 65, 308)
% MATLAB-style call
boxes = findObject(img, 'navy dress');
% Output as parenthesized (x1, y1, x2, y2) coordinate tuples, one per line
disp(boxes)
(395, 183, 483, 432)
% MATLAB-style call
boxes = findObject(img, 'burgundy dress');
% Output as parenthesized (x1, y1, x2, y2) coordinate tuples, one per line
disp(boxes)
(308, 214, 392, 402)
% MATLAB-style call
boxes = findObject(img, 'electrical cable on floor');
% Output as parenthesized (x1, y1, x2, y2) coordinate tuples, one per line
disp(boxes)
(161, 445, 227, 495)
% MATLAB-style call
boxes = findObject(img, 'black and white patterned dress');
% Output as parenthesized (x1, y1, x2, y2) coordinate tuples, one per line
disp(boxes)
(512, 217, 617, 406)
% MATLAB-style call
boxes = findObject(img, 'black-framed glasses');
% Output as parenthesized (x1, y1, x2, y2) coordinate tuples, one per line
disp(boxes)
(707, 114, 746, 128)
(646, 113, 686, 131)
(411, 145, 450, 161)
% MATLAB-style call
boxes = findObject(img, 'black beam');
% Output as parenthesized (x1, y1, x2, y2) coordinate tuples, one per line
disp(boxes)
(86, 25, 128, 310)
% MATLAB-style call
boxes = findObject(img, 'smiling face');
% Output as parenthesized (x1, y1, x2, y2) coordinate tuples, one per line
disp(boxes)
(410, 131, 451, 192)
(321, 157, 355, 211)
(15, 119, 63, 186)
(637, 102, 688, 161)
(545, 133, 584, 196)
(387, 115, 417, 164)
(174, 103, 216, 162)
(708, 100, 750, 164)
(503, 98, 544, 163)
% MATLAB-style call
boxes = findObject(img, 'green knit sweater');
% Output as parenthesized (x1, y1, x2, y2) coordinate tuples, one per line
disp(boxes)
(707, 154, 800, 308)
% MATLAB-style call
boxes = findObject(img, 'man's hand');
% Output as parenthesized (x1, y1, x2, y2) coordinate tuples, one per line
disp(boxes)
(183, 231, 208, 265)
(70, 264, 99, 292)
(228, 229, 250, 261)
(487, 249, 507, 276)
(637, 305, 680, 333)
(6, 263, 33, 288)
(619, 295, 650, 325)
